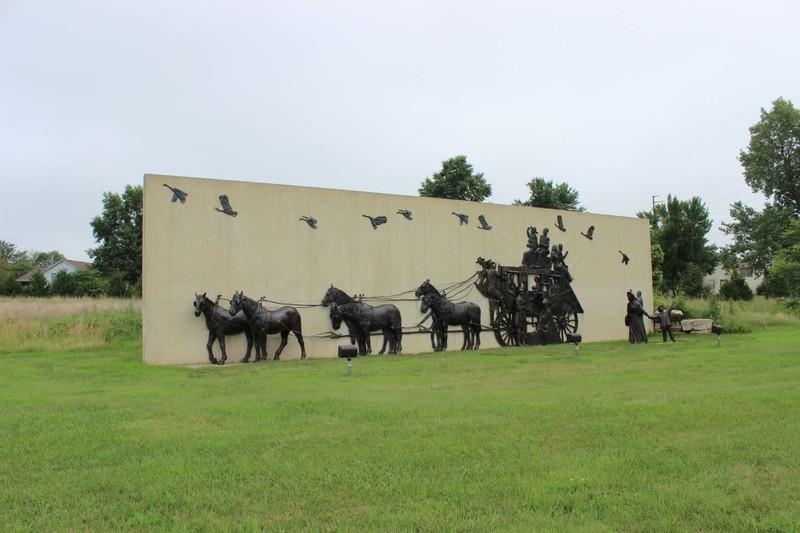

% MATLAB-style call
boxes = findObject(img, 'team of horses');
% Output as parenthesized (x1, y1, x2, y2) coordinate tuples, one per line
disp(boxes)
(194, 281, 482, 364)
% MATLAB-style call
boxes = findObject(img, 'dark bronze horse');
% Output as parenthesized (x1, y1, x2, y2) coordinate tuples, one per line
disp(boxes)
(415, 279, 449, 350)
(322, 286, 402, 355)
(193, 292, 253, 365)
(329, 302, 402, 355)
(416, 280, 481, 351)
(331, 302, 403, 355)
(321, 285, 358, 345)
(228, 291, 307, 361)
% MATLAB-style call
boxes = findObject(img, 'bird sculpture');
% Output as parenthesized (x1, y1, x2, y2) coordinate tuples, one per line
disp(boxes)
(452, 212, 469, 225)
(397, 209, 413, 221)
(215, 195, 238, 217)
(163, 184, 188, 204)
(581, 225, 595, 240)
(362, 214, 388, 229)
(555, 215, 566, 232)
(477, 214, 492, 230)
(619, 251, 630, 265)
(299, 216, 318, 229)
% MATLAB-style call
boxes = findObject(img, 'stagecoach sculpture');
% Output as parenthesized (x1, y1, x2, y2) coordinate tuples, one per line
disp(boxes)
(475, 227, 583, 346)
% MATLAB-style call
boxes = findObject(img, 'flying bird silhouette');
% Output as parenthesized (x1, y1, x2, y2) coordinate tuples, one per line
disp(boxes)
(163, 184, 188, 203)
(452, 212, 469, 225)
(215, 195, 238, 217)
(581, 225, 595, 240)
(619, 250, 630, 265)
(554, 215, 566, 232)
(477, 214, 492, 230)
(299, 216, 318, 229)
(362, 214, 388, 229)
(396, 209, 413, 221)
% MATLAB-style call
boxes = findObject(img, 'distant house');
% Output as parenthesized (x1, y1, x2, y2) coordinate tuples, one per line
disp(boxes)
(17, 259, 92, 285)
(704, 263, 761, 294)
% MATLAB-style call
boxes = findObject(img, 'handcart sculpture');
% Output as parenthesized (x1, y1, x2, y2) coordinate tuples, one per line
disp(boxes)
(475, 232, 583, 346)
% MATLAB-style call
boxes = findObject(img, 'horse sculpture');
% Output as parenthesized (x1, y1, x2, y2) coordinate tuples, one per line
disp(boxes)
(193, 292, 254, 365)
(321, 285, 358, 346)
(228, 291, 307, 361)
(322, 285, 402, 355)
(415, 280, 445, 350)
(329, 302, 402, 355)
(416, 279, 481, 351)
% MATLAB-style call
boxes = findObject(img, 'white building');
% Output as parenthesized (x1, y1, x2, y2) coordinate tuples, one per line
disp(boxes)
(17, 259, 92, 285)
(704, 263, 761, 294)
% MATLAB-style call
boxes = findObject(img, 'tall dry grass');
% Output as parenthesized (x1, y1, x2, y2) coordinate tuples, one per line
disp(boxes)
(0, 297, 141, 353)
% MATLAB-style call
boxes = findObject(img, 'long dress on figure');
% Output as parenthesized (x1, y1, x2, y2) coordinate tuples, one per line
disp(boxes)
(626, 294, 649, 343)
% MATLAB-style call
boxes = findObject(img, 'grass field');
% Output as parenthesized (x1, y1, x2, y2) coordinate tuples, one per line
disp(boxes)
(0, 297, 141, 353)
(2, 324, 799, 531)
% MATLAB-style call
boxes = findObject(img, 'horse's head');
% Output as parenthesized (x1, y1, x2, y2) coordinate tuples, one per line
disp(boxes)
(420, 294, 432, 313)
(415, 279, 433, 299)
(329, 303, 343, 330)
(229, 291, 245, 316)
(193, 292, 207, 317)
(322, 285, 338, 306)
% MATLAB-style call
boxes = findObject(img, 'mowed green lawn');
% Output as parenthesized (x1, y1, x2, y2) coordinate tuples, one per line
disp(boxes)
(2, 330, 799, 532)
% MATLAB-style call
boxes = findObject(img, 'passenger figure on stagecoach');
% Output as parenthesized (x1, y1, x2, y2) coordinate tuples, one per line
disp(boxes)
(535, 228, 551, 267)
(552, 244, 573, 282)
(522, 226, 538, 267)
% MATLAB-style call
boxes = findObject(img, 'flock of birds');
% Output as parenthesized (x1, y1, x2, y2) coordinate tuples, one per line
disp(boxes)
(163, 183, 629, 264)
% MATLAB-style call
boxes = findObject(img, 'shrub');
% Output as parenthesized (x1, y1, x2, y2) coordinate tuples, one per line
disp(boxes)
(720, 273, 754, 301)
(778, 297, 800, 317)
(708, 293, 722, 322)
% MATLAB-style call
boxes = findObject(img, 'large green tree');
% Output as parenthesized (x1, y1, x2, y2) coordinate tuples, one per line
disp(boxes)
(513, 177, 585, 211)
(0, 240, 25, 263)
(739, 98, 800, 215)
(88, 185, 143, 285)
(0, 239, 35, 296)
(638, 195, 717, 296)
(767, 219, 800, 296)
(418, 156, 492, 202)
(723, 98, 800, 276)
(720, 202, 792, 276)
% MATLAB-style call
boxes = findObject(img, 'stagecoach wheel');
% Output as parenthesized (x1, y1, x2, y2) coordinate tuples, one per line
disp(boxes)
(553, 301, 579, 343)
(492, 309, 515, 347)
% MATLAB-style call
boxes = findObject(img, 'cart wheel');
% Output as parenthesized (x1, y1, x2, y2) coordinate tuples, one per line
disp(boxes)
(492, 309, 515, 346)
(552, 301, 579, 343)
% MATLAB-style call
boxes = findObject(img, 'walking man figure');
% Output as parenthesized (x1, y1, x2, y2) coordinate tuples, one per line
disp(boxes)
(651, 303, 676, 343)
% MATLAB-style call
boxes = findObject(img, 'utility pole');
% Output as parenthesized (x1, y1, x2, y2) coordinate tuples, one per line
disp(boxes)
(652, 195, 664, 209)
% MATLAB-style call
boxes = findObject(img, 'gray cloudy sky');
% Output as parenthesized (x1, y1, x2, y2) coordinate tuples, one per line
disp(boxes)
(2, 0, 798, 261)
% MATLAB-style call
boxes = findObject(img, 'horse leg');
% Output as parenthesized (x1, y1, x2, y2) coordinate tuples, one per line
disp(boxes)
(294, 330, 306, 359)
(241, 330, 254, 363)
(206, 332, 218, 365)
(217, 334, 227, 365)
(394, 328, 403, 353)
(345, 319, 358, 346)
(355, 330, 367, 355)
(460, 326, 469, 350)
(473, 326, 481, 350)
(379, 329, 389, 354)
(255, 331, 266, 362)
(441, 327, 448, 352)
(364, 331, 373, 355)
(274, 331, 289, 360)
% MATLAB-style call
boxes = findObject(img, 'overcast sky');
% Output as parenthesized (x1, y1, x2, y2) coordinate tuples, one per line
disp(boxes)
(2, 0, 798, 261)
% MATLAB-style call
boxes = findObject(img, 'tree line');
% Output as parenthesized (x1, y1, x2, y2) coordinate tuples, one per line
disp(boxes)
(3, 98, 797, 300)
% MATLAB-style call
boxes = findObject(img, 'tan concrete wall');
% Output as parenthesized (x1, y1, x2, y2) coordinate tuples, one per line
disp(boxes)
(143, 174, 653, 364)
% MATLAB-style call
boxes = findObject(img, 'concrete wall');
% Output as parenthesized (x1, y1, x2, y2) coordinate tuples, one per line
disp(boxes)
(143, 174, 653, 364)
